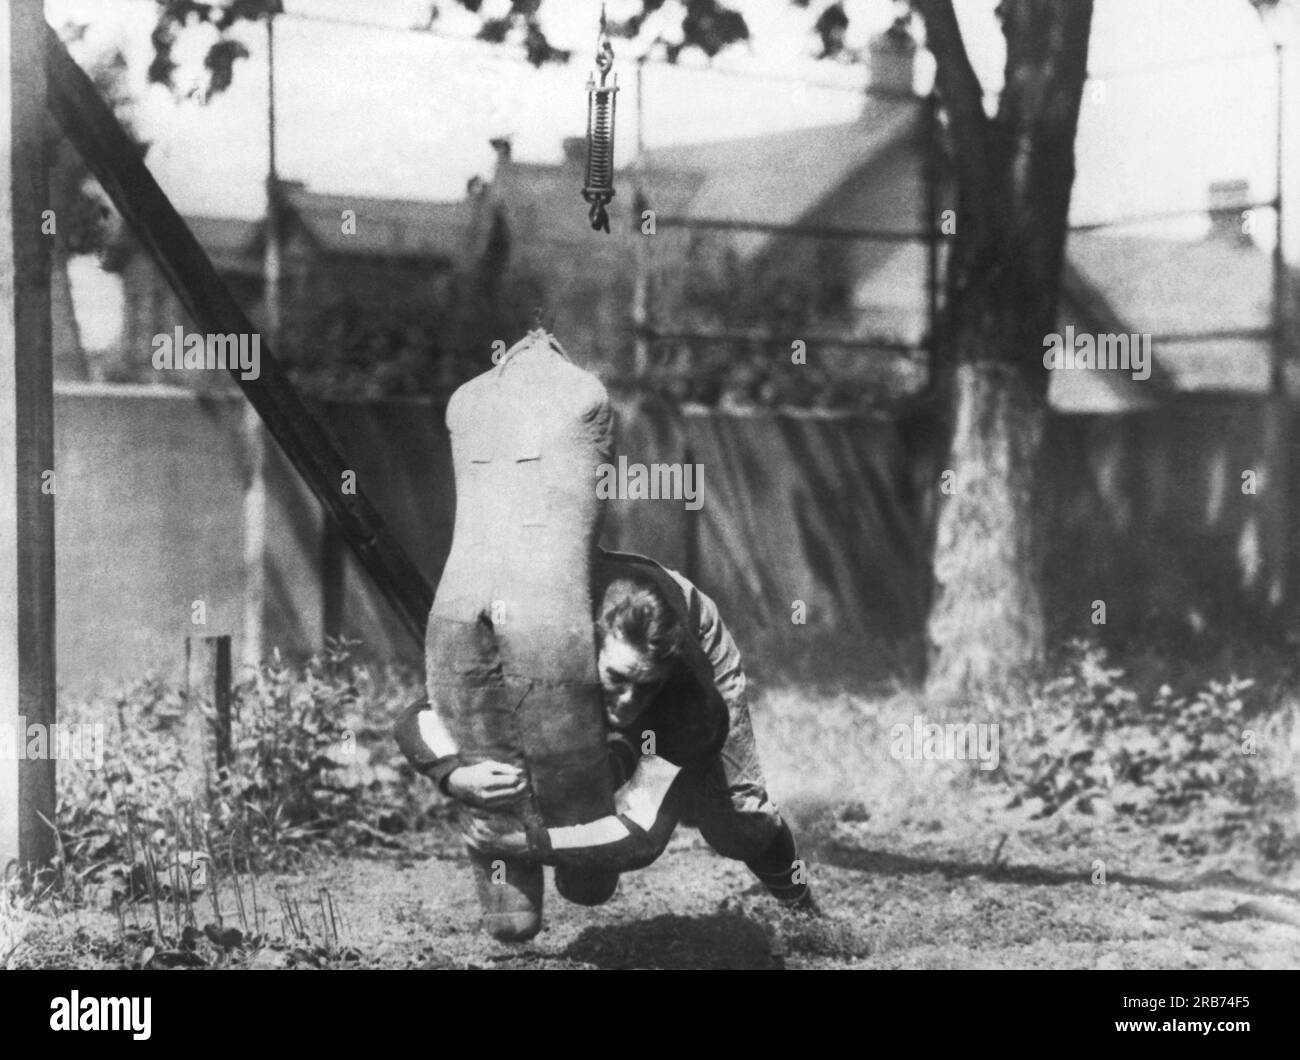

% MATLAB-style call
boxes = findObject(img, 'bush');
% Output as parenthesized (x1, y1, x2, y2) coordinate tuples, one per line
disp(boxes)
(1001, 640, 1298, 861)
(216, 641, 370, 853)
(48, 642, 432, 897)
(0, 643, 445, 967)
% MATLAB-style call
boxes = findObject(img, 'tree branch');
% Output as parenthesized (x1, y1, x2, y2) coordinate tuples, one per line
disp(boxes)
(912, 0, 990, 192)
(997, 0, 1093, 137)
(996, 0, 1094, 279)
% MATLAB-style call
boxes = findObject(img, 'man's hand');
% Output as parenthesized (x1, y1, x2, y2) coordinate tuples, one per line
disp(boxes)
(445, 761, 527, 809)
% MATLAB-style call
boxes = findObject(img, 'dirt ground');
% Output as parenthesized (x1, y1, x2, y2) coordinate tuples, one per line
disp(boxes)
(13, 792, 1300, 970)
(230, 796, 1298, 970)
(10, 686, 1300, 970)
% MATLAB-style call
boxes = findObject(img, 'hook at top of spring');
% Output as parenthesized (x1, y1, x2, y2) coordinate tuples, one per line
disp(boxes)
(595, 4, 614, 81)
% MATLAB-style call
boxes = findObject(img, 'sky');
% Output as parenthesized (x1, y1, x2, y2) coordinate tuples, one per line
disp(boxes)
(46, 0, 1300, 349)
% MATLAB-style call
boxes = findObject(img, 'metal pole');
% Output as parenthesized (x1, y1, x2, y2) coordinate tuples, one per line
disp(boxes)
(1251, 41, 1292, 613)
(1273, 42, 1285, 396)
(244, 5, 279, 672)
(925, 91, 940, 393)
(264, 5, 281, 344)
(632, 54, 649, 380)
(1265, 41, 1290, 610)
(653, 215, 927, 241)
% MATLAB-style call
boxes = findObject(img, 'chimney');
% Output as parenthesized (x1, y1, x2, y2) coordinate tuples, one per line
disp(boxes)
(1208, 179, 1253, 248)
(867, 24, 916, 98)
(489, 136, 512, 165)
(563, 136, 587, 169)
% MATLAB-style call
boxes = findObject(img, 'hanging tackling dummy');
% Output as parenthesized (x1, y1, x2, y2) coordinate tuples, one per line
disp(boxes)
(396, 328, 675, 941)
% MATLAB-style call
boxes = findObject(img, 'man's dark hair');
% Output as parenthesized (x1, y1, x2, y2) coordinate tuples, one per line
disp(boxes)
(596, 578, 686, 667)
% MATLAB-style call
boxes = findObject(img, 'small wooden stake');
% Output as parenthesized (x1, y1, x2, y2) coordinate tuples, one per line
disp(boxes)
(185, 634, 233, 797)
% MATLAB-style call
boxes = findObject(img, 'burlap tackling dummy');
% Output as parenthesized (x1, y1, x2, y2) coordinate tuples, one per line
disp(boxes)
(422, 329, 618, 938)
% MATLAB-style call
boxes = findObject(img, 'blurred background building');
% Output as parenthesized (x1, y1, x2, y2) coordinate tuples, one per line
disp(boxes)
(39, 3, 1300, 693)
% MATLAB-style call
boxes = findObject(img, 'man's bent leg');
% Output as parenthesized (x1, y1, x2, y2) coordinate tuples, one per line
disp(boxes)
(691, 697, 818, 911)
(693, 784, 816, 911)
(743, 819, 814, 906)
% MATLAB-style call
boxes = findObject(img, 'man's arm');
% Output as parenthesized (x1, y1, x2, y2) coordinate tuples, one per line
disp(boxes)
(394, 699, 463, 793)
(394, 700, 525, 806)
(465, 572, 742, 869)
(666, 569, 747, 709)
(465, 753, 683, 871)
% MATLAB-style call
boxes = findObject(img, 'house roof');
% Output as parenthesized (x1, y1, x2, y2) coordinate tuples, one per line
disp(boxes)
(108, 186, 474, 273)
(641, 93, 925, 230)
(279, 186, 473, 261)
(132, 215, 263, 277)
(186, 215, 261, 258)
(635, 104, 1278, 402)
(1063, 230, 1275, 395)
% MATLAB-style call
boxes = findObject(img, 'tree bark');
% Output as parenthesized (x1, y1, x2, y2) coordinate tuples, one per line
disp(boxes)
(927, 362, 1045, 696)
(916, 0, 1094, 696)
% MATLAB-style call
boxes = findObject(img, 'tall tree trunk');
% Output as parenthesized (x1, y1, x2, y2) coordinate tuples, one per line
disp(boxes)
(915, 0, 1094, 696)
(927, 362, 1045, 696)
(925, 220, 1057, 695)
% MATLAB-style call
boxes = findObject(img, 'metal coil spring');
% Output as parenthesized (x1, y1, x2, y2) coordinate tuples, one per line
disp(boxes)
(587, 91, 615, 194)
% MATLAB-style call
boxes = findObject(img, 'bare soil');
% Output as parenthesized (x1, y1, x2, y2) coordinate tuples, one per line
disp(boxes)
(9, 685, 1300, 969)
(236, 800, 1300, 970)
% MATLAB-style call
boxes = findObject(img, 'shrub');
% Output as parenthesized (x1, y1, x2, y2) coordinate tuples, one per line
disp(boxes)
(49, 641, 431, 897)
(1001, 640, 1298, 860)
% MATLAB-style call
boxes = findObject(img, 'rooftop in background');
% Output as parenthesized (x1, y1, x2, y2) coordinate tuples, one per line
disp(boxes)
(641, 95, 924, 233)
(277, 184, 475, 262)
(108, 183, 475, 275)
(1064, 219, 1278, 398)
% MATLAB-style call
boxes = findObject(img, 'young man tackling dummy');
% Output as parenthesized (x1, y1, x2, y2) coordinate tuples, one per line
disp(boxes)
(397, 549, 819, 924)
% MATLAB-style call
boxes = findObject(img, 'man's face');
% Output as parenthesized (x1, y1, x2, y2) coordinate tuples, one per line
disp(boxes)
(597, 635, 670, 728)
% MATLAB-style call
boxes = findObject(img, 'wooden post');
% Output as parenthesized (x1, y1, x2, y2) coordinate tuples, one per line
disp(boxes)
(185, 635, 233, 793)
(212, 635, 233, 773)
(0, 0, 54, 874)
(321, 514, 346, 643)
(0, 0, 55, 874)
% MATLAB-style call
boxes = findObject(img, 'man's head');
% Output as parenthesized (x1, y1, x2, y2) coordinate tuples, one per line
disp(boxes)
(594, 578, 684, 728)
